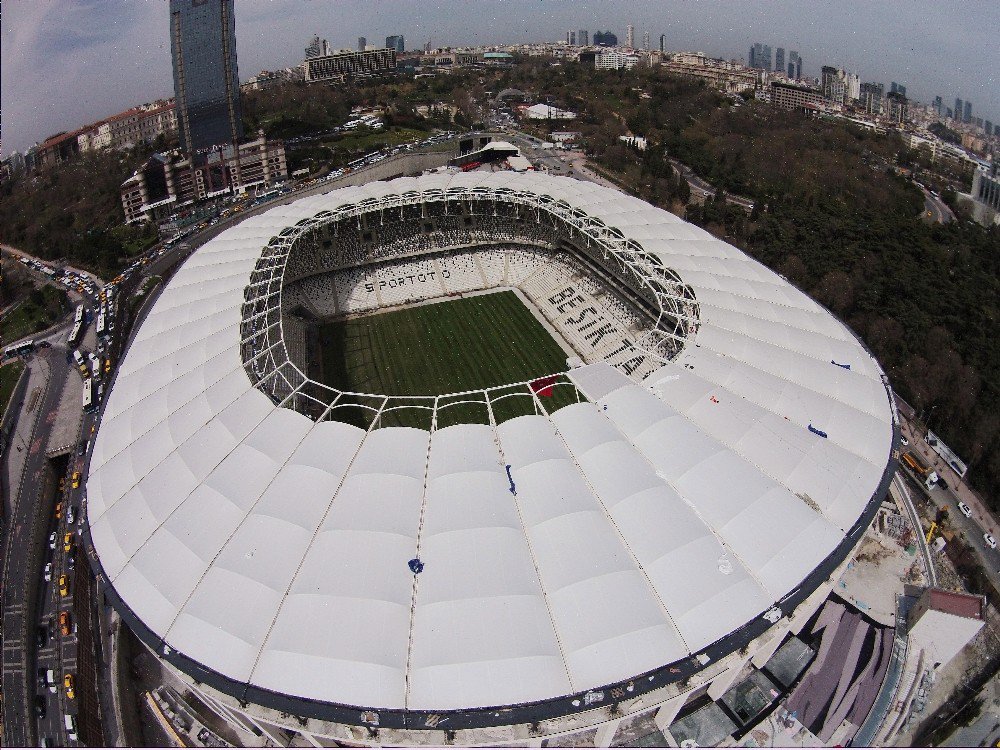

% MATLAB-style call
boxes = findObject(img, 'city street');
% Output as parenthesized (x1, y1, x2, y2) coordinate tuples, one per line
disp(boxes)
(919, 186, 955, 224)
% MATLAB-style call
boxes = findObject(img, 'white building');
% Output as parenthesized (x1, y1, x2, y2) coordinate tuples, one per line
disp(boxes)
(596, 49, 639, 70)
(523, 103, 578, 120)
(908, 588, 985, 669)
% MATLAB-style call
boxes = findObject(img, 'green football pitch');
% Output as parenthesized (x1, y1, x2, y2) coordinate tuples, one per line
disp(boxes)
(313, 290, 583, 428)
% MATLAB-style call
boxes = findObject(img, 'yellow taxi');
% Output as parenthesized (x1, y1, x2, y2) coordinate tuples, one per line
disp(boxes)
(58, 575, 70, 597)
(63, 673, 75, 700)
(63, 532, 73, 552)
(71, 472, 81, 489)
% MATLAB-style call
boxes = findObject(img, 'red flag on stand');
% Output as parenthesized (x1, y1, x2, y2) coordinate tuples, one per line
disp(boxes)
(530, 375, 558, 397)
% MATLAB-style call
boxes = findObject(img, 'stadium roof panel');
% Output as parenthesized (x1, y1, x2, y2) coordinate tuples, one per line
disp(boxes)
(87, 171, 895, 717)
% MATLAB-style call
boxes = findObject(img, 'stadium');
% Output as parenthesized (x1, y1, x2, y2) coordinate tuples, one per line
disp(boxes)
(83, 171, 899, 746)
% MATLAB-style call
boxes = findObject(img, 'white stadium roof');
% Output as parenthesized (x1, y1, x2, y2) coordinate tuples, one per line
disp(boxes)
(86, 171, 895, 718)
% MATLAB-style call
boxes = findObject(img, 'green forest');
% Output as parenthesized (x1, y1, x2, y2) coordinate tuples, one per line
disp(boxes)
(495, 61, 999, 507)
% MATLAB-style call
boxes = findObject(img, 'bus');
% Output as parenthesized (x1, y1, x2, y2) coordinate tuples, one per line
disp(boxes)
(95, 310, 106, 337)
(67, 320, 84, 348)
(73, 304, 85, 325)
(3, 339, 34, 360)
(82, 377, 95, 412)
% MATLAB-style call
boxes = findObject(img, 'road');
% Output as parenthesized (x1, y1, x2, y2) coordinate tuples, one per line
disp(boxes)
(897, 419, 1000, 590)
(919, 186, 955, 224)
(1, 333, 69, 747)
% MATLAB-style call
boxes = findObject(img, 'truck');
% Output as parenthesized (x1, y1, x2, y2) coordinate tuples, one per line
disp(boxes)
(901, 451, 939, 489)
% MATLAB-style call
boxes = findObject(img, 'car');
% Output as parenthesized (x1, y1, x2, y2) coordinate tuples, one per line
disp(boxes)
(900, 434, 909, 446)
(985, 533, 997, 550)
(104, 357, 112, 373)
(36, 626, 48, 649)
(63, 532, 73, 552)
(77, 441, 87, 457)
(71, 472, 81, 489)
(34, 695, 46, 718)
(48, 532, 57, 550)
(66, 505, 76, 525)
(63, 674, 75, 700)
(59, 611, 72, 636)
(67, 551, 76, 571)
(58, 575, 69, 597)
(54, 502, 62, 520)
(43, 562, 52, 582)
(958, 502, 973, 517)
(37, 667, 48, 690)
(58, 477, 65, 493)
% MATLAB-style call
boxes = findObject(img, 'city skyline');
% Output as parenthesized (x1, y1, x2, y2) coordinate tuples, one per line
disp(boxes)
(2, 0, 999, 157)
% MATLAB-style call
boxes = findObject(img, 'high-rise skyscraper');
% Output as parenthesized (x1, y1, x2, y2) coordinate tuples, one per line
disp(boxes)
(385, 35, 405, 54)
(593, 30, 617, 46)
(626, 24, 634, 48)
(358, 36, 367, 51)
(860, 82, 884, 114)
(643, 30, 650, 50)
(305, 35, 331, 59)
(659, 34, 666, 53)
(932, 96, 943, 116)
(964, 101, 973, 123)
(986, 120, 994, 136)
(169, 0, 243, 154)
(775, 48, 785, 76)
(749, 43, 772, 71)
(566, 30, 576, 45)
(578, 30, 589, 46)
(890, 82, 906, 98)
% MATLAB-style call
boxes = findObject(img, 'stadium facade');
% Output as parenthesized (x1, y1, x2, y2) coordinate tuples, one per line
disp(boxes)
(85, 172, 899, 746)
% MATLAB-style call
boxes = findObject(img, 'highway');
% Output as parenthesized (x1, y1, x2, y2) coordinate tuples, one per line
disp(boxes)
(1, 330, 70, 747)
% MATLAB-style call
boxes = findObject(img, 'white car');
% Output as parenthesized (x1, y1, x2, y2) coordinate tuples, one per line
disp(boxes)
(900, 434, 909, 446)
(958, 502, 973, 518)
(43, 562, 52, 582)
(985, 533, 997, 550)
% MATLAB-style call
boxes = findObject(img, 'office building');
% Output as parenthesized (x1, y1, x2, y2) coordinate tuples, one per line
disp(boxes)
(986, 121, 993, 136)
(964, 100, 973, 123)
(932, 95, 943, 116)
(955, 98, 964, 121)
(859, 82, 884, 115)
(788, 50, 802, 79)
(304, 48, 397, 83)
(821, 66, 847, 103)
(592, 30, 617, 46)
(121, 132, 287, 224)
(749, 43, 772, 72)
(595, 49, 639, 70)
(643, 31, 650, 50)
(578, 30, 588, 46)
(774, 47, 785, 77)
(385, 35, 405, 54)
(626, 24, 634, 49)
(77, 101, 178, 153)
(659, 34, 666, 53)
(908, 589, 985, 669)
(566, 30, 575, 45)
(890, 81, 906, 97)
(770, 81, 826, 112)
(664, 53, 757, 94)
(305, 35, 331, 59)
(846, 73, 860, 102)
(358, 36, 366, 51)
(885, 91, 908, 123)
(169, 0, 243, 154)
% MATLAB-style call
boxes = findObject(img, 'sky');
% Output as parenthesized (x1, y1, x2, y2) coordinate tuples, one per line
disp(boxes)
(2, 0, 998, 157)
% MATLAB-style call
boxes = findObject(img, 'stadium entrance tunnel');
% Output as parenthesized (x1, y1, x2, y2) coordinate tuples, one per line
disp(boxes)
(240, 188, 700, 430)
